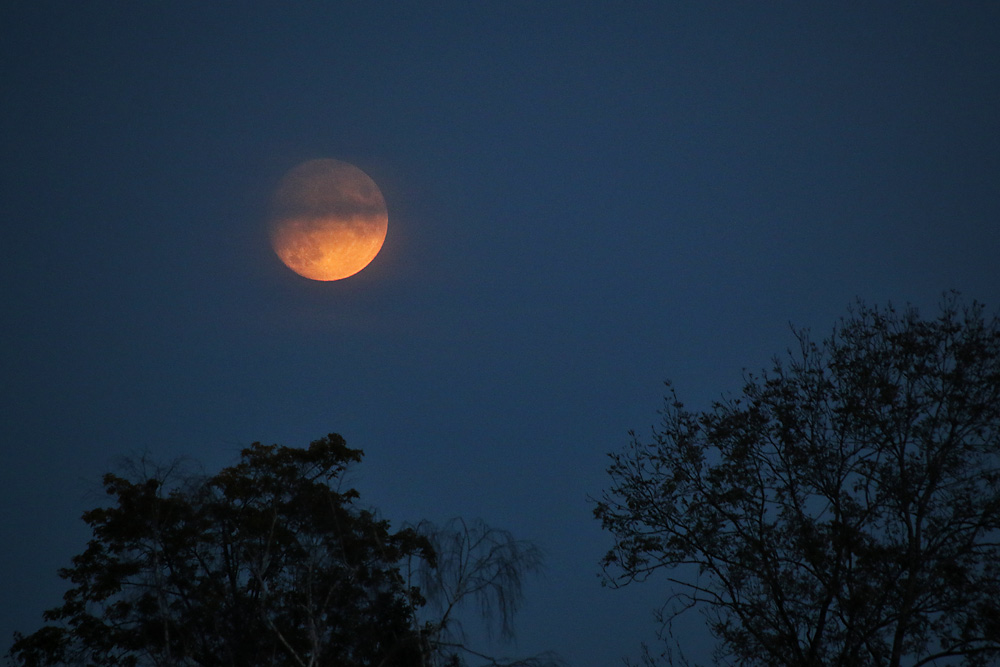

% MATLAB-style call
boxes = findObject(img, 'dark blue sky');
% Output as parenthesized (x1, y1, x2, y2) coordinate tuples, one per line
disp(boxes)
(2, 3, 999, 665)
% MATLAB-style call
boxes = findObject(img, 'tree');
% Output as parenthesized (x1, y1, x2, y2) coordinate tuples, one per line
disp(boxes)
(405, 518, 561, 667)
(8, 435, 557, 667)
(8, 435, 432, 667)
(594, 295, 1000, 667)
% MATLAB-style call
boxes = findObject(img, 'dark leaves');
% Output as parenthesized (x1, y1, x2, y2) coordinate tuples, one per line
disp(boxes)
(8, 434, 428, 667)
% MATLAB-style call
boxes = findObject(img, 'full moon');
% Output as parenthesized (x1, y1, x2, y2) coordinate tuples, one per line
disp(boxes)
(268, 159, 388, 281)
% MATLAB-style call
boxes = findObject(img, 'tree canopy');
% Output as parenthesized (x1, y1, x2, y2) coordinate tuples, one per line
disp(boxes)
(8, 434, 554, 667)
(595, 296, 1000, 667)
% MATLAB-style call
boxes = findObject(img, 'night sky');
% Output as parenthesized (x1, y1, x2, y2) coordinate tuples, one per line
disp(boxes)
(2, 3, 999, 665)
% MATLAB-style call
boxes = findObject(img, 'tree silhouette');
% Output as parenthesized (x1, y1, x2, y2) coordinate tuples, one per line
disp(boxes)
(7, 435, 553, 667)
(406, 518, 561, 667)
(595, 295, 1000, 667)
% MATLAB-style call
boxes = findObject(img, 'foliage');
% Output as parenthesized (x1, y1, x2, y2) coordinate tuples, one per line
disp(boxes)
(8, 435, 432, 667)
(8, 434, 558, 667)
(595, 295, 1000, 667)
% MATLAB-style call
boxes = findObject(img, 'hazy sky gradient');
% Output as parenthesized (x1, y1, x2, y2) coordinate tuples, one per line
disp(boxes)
(2, 3, 999, 665)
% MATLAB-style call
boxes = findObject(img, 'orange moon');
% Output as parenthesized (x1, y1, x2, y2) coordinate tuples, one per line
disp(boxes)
(268, 159, 388, 281)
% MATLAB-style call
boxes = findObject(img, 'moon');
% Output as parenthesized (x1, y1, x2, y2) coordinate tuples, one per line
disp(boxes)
(268, 159, 388, 281)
